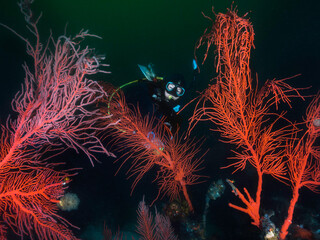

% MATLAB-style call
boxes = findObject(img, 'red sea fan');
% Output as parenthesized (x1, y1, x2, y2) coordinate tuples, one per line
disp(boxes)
(0, 223, 6, 240)
(189, 7, 303, 227)
(0, 1, 117, 239)
(103, 88, 204, 211)
(279, 94, 320, 240)
(0, 166, 78, 240)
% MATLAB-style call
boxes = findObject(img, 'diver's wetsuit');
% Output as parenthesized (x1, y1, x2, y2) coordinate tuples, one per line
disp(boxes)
(147, 78, 183, 134)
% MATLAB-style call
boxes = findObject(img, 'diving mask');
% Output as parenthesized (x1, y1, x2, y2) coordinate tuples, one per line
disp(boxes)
(165, 82, 185, 97)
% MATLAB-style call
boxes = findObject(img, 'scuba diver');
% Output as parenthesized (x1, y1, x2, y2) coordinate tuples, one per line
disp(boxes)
(138, 64, 186, 134)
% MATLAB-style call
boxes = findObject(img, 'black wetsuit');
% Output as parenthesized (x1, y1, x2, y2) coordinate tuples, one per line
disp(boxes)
(147, 79, 182, 134)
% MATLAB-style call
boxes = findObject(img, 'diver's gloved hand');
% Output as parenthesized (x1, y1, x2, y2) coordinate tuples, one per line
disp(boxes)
(173, 105, 181, 113)
(193, 59, 198, 71)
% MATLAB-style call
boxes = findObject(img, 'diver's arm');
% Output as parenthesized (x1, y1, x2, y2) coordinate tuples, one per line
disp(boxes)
(152, 76, 164, 83)
(138, 76, 163, 83)
(191, 59, 200, 90)
(138, 77, 148, 82)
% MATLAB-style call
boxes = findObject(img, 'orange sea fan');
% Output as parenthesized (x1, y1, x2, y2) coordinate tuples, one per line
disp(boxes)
(189, 7, 304, 227)
(280, 94, 320, 239)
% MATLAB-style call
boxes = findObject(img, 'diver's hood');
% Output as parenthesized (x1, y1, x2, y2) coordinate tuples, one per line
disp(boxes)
(165, 73, 185, 87)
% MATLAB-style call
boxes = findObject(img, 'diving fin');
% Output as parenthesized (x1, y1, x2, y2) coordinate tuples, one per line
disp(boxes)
(138, 63, 156, 81)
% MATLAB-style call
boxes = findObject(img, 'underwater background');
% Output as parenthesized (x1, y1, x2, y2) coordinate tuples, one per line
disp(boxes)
(0, 0, 320, 239)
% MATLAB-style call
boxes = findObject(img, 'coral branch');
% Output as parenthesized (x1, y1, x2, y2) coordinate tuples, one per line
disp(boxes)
(279, 94, 320, 240)
(0, 166, 78, 240)
(101, 88, 204, 211)
(1, 28, 114, 168)
(136, 199, 178, 240)
(0, 1, 116, 239)
(189, 7, 303, 227)
(227, 180, 260, 226)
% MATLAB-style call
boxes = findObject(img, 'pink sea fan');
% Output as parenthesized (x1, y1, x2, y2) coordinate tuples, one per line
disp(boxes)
(137, 199, 178, 240)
